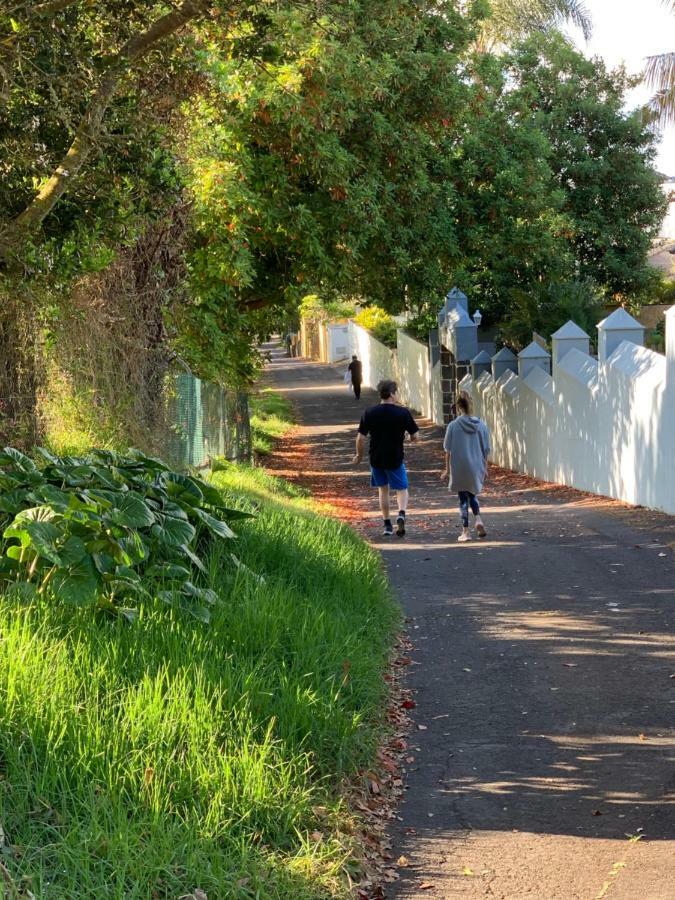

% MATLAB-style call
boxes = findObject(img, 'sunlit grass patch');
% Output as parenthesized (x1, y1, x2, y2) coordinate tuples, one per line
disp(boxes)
(250, 388, 295, 456)
(0, 464, 398, 898)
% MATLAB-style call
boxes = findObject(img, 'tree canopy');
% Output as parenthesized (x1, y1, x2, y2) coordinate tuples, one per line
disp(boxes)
(0, 0, 668, 441)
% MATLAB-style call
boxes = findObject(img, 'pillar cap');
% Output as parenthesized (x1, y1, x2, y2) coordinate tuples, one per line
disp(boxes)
(471, 350, 492, 364)
(518, 340, 550, 359)
(596, 308, 645, 332)
(492, 346, 517, 361)
(551, 320, 589, 340)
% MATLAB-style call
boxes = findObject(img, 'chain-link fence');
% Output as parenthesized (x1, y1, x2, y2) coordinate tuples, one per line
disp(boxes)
(164, 372, 251, 469)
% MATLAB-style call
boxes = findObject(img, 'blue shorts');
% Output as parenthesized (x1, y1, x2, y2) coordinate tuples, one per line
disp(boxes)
(370, 463, 409, 490)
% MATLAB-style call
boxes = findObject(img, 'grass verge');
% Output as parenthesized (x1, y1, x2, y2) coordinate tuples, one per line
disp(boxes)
(250, 389, 295, 456)
(0, 463, 399, 899)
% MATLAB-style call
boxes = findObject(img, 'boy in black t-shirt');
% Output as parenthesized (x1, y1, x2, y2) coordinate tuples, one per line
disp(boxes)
(352, 379, 419, 536)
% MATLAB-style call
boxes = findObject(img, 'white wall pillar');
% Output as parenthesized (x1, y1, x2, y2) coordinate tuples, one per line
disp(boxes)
(666, 306, 675, 393)
(518, 341, 551, 379)
(597, 308, 645, 364)
(551, 320, 590, 368)
(492, 347, 517, 380)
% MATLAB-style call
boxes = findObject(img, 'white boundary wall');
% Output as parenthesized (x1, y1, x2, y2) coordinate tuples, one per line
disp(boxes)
(306, 307, 675, 514)
(396, 330, 432, 419)
(348, 321, 398, 389)
(462, 308, 675, 514)
(345, 323, 433, 418)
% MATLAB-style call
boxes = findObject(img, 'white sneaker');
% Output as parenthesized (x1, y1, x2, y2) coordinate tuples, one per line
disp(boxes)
(457, 532, 471, 543)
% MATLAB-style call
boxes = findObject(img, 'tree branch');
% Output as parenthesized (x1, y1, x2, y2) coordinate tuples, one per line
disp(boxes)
(1, 0, 211, 259)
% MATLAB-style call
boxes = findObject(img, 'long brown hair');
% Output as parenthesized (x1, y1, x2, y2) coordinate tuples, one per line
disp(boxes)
(457, 392, 473, 415)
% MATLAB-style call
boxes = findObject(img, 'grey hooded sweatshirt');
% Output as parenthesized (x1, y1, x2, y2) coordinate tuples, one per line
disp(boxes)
(443, 415, 490, 495)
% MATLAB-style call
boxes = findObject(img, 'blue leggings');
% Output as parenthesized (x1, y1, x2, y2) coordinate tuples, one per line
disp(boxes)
(458, 491, 480, 527)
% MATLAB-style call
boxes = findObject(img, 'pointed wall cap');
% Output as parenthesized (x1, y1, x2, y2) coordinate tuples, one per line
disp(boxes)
(551, 320, 589, 339)
(446, 286, 467, 304)
(446, 304, 473, 327)
(596, 307, 645, 331)
(471, 350, 492, 364)
(518, 340, 550, 359)
(492, 346, 517, 361)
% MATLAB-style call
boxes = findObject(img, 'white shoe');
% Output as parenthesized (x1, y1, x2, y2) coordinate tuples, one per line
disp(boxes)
(457, 532, 471, 543)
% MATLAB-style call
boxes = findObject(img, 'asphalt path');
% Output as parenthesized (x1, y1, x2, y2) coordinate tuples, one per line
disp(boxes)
(264, 347, 675, 900)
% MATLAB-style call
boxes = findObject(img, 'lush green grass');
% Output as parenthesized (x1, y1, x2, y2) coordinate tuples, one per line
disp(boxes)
(0, 464, 398, 898)
(250, 389, 295, 456)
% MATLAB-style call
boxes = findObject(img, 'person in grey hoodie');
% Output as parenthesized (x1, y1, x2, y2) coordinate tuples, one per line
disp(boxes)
(440, 392, 490, 542)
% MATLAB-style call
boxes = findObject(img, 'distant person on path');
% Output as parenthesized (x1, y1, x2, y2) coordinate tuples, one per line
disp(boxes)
(352, 379, 419, 537)
(440, 393, 490, 542)
(284, 332, 293, 357)
(347, 354, 363, 399)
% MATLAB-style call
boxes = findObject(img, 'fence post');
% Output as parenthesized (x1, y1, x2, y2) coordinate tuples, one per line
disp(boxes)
(491, 347, 517, 379)
(471, 350, 492, 380)
(551, 320, 590, 369)
(518, 341, 551, 378)
(597, 308, 645, 364)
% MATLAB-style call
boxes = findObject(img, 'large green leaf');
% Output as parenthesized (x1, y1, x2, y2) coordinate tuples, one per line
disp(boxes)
(4, 520, 63, 564)
(13, 506, 58, 524)
(59, 536, 88, 567)
(146, 563, 191, 582)
(51, 556, 100, 606)
(92, 552, 116, 574)
(27, 485, 73, 511)
(163, 501, 189, 521)
(181, 581, 219, 605)
(35, 446, 60, 465)
(126, 449, 170, 472)
(0, 473, 24, 491)
(107, 492, 155, 529)
(192, 507, 235, 539)
(0, 489, 30, 515)
(163, 473, 203, 505)
(0, 447, 36, 472)
(194, 479, 228, 508)
(116, 532, 148, 564)
(151, 514, 195, 548)
(89, 467, 123, 490)
(181, 545, 207, 574)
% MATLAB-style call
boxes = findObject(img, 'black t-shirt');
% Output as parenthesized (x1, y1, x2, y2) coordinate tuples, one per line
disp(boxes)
(348, 360, 362, 382)
(358, 403, 419, 469)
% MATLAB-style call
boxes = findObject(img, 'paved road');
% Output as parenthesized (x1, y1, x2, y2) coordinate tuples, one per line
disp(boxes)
(264, 348, 675, 900)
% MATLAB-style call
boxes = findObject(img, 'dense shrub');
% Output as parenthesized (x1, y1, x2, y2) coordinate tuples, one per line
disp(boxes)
(299, 294, 356, 321)
(353, 306, 397, 347)
(0, 447, 248, 622)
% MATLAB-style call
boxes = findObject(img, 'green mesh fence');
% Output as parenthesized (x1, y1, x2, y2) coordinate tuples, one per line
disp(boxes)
(164, 372, 251, 469)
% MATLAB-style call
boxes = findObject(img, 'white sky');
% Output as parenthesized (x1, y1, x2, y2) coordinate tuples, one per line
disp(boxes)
(566, 0, 675, 174)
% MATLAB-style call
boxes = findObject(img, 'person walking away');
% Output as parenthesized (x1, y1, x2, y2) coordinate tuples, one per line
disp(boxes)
(440, 393, 490, 542)
(352, 379, 419, 536)
(348, 354, 363, 399)
(284, 332, 293, 357)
